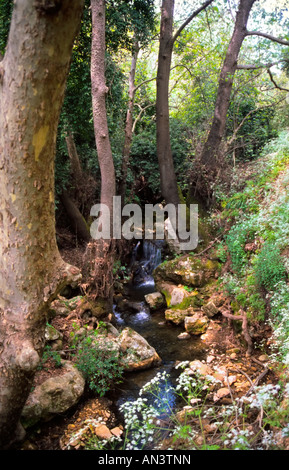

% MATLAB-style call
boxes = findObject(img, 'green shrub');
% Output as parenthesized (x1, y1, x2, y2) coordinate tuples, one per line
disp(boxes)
(254, 242, 287, 292)
(38, 345, 62, 370)
(226, 220, 256, 272)
(75, 333, 124, 396)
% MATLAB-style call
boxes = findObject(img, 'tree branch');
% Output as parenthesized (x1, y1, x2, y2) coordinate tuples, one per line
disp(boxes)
(134, 75, 157, 93)
(227, 96, 286, 148)
(267, 68, 289, 92)
(237, 60, 284, 70)
(220, 307, 253, 355)
(132, 102, 155, 134)
(172, 0, 215, 45)
(245, 29, 289, 46)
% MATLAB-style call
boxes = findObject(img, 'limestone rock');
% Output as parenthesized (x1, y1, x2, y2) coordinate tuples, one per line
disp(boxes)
(165, 308, 188, 325)
(144, 292, 165, 310)
(184, 312, 209, 335)
(188, 360, 213, 377)
(21, 361, 85, 428)
(118, 327, 162, 371)
(45, 324, 63, 342)
(178, 332, 191, 340)
(48, 297, 71, 318)
(154, 255, 220, 289)
(202, 293, 225, 318)
(202, 300, 219, 318)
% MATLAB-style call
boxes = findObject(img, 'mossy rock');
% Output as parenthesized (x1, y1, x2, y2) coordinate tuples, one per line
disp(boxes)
(154, 255, 221, 289)
(184, 313, 209, 335)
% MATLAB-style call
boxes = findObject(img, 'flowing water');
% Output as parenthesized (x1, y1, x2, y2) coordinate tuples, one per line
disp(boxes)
(110, 240, 208, 412)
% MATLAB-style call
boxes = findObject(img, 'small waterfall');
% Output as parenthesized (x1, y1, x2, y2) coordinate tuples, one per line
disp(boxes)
(130, 240, 163, 286)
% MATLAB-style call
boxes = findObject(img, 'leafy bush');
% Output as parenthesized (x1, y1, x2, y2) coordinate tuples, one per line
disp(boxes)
(38, 345, 62, 370)
(75, 332, 124, 396)
(254, 242, 287, 292)
(225, 219, 256, 273)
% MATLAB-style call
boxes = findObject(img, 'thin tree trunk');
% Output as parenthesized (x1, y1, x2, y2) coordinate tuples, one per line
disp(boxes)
(156, 0, 180, 207)
(65, 128, 84, 185)
(91, 0, 116, 219)
(0, 0, 84, 448)
(88, 0, 116, 301)
(119, 39, 140, 205)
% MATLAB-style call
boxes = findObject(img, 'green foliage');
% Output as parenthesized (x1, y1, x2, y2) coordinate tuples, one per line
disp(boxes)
(38, 345, 62, 370)
(75, 331, 124, 396)
(225, 220, 256, 273)
(106, 0, 156, 52)
(254, 242, 287, 292)
(0, 0, 13, 55)
(129, 118, 191, 201)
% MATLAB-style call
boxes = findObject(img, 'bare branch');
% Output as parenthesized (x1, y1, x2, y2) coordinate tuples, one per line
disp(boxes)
(227, 96, 286, 148)
(245, 29, 289, 46)
(237, 60, 284, 70)
(134, 76, 157, 93)
(172, 0, 215, 45)
(132, 102, 155, 134)
(267, 68, 289, 92)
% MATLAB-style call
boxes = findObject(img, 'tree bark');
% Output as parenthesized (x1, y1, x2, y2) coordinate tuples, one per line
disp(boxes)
(156, 0, 214, 207)
(88, 0, 116, 301)
(199, 0, 257, 168)
(119, 39, 140, 206)
(0, 0, 84, 448)
(59, 191, 91, 243)
(91, 0, 116, 220)
(156, 0, 180, 207)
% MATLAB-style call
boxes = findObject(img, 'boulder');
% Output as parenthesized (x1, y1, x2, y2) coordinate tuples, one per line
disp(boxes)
(202, 293, 225, 318)
(156, 281, 202, 309)
(21, 361, 85, 428)
(144, 292, 165, 310)
(165, 308, 189, 325)
(48, 297, 71, 318)
(45, 324, 63, 342)
(184, 312, 209, 335)
(154, 255, 220, 289)
(118, 328, 162, 371)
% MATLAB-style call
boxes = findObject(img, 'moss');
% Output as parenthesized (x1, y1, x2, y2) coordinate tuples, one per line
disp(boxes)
(160, 288, 172, 307)
(170, 294, 203, 310)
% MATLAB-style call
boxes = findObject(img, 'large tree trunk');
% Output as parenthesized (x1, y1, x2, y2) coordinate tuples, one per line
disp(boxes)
(0, 0, 84, 448)
(88, 0, 116, 302)
(156, 0, 180, 208)
(156, 0, 214, 209)
(119, 39, 140, 206)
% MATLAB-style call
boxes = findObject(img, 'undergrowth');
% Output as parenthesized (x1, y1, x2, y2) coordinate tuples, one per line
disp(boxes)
(219, 130, 289, 360)
(83, 365, 289, 451)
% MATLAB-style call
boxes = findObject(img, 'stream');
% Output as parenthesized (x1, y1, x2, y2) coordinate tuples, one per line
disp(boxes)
(109, 240, 208, 413)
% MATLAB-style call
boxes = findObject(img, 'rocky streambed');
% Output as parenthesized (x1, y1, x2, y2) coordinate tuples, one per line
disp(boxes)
(18, 244, 278, 450)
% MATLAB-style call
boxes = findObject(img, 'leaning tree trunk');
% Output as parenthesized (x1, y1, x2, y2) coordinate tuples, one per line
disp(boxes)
(0, 0, 84, 448)
(193, 0, 257, 204)
(199, 0, 256, 167)
(156, 0, 214, 209)
(87, 0, 116, 302)
(59, 191, 91, 243)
